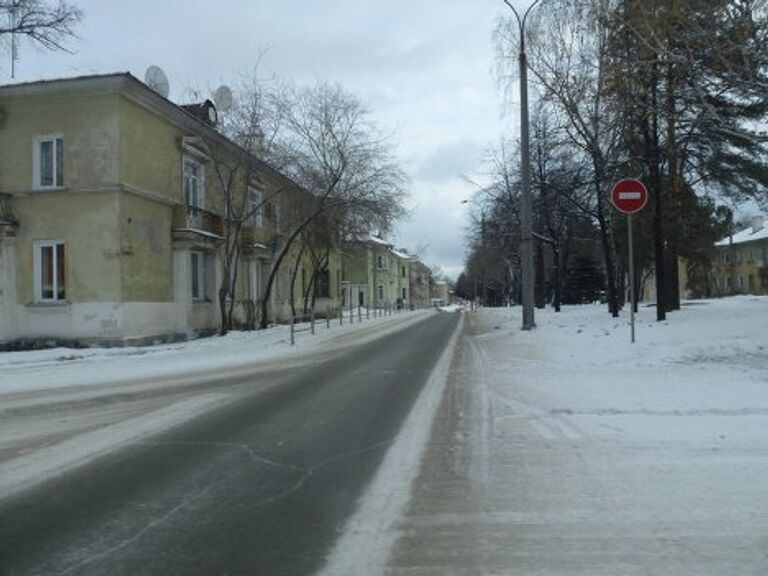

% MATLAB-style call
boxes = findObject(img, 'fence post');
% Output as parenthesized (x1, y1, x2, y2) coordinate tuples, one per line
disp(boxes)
(326, 313, 330, 329)
(366, 305, 369, 319)
(290, 315, 295, 346)
(311, 309, 315, 335)
(339, 306, 343, 326)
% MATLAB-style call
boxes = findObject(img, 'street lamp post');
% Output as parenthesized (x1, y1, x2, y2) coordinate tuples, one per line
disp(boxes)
(502, 0, 540, 330)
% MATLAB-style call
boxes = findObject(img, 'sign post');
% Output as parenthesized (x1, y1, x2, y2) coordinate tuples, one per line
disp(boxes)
(611, 178, 648, 343)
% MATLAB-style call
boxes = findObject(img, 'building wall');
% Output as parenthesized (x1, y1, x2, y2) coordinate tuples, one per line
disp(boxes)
(713, 240, 768, 295)
(0, 91, 120, 192)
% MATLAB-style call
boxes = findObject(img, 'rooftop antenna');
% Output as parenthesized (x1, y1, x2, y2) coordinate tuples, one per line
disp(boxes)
(9, 8, 19, 78)
(144, 65, 170, 98)
(213, 85, 233, 112)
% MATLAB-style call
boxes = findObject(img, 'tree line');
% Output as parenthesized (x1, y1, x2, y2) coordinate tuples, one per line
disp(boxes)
(458, 0, 768, 318)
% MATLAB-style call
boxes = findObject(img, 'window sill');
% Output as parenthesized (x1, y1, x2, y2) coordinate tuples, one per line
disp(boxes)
(27, 301, 69, 308)
(32, 186, 67, 193)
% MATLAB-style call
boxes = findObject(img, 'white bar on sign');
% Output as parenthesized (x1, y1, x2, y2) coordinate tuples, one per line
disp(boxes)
(618, 192, 641, 200)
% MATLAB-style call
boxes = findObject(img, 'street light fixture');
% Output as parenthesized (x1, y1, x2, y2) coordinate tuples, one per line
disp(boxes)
(501, 0, 541, 330)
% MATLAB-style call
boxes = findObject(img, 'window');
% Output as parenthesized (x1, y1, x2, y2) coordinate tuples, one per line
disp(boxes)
(191, 251, 213, 301)
(735, 251, 741, 263)
(402, 287, 407, 300)
(725, 276, 732, 289)
(738, 274, 745, 289)
(377, 255, 386, 269)
(377, 284, 384, 301)
(34, 241, 66, 302)
(249, 187, 263, 228)
(315, 269, 330, 298)
(401, 265, 406, 277)
(33, 135, 64, 189)
(183, 157, 204, 208)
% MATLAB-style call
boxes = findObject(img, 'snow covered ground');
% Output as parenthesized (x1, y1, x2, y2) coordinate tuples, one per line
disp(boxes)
(0, 309, 432, 396)
(387, 296, 768, 575)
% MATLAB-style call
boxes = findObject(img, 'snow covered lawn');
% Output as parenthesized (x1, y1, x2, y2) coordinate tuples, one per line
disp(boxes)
(389, 296, 768, 575)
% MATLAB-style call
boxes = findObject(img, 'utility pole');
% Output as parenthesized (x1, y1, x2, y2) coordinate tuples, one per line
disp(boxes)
(502, 0, 541, 330)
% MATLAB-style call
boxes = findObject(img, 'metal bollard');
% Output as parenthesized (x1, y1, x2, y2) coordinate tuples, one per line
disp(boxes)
(290, 316, 295, 346)
(311, 309, 315, 335)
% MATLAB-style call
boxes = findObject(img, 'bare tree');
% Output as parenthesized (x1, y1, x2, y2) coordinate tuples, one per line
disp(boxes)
(0, 0, 82, 69)
(497, 0, 627, 317)
(237, 80, 407, 328)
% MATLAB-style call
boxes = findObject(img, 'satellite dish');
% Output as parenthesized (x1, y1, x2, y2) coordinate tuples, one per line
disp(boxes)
(144, 65, 170, 98)
(213, 85, 233, 112)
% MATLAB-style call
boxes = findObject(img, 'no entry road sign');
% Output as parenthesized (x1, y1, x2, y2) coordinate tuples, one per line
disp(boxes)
(611, 178, 648, 214)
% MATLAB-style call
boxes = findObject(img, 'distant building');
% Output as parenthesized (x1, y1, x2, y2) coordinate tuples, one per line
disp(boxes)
(408, 258, 432, 309)
(712, 216, 768, 295)
(341, 236, 411, 310)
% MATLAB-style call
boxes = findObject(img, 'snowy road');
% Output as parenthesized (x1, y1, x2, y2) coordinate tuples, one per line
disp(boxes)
(388, 300, 768, 575)
(0, 311, 461, 575)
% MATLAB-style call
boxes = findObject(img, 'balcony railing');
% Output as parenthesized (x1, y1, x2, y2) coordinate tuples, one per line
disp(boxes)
(240, 225, 276, 252)
(0, 193, 17, 225)
(173, 205, 223, 238)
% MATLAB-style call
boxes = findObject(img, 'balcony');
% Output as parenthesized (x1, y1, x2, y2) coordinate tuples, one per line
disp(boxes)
(241, 225, 276, 254)
(0, 193, 18, 236)
(173, 205, 223, 243)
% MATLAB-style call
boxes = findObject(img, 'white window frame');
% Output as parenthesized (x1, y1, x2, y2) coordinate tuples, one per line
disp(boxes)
(738, 274, 745, 289)
(183, 156, 205, 209)
(32, 134, 64, 190)
(33, 240, 66, 303)
(249, 187, 264, 228)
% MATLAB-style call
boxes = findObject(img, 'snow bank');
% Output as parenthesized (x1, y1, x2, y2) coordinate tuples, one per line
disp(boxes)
(0, 311, 433, 395)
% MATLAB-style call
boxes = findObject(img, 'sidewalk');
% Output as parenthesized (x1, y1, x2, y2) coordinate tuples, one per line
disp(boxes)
(386, 298, 768, 575)
(0, 309, 433, 396)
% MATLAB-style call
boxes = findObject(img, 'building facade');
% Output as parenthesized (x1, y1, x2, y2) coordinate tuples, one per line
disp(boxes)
(713, 217, 768, 295)
(0, 73, 340, 348)
(341, 237, 411, 310)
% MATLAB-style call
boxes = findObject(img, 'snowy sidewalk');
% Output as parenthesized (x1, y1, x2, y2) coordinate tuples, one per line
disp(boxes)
(0, 309, 433, 396)
(387, 297, 768, 575)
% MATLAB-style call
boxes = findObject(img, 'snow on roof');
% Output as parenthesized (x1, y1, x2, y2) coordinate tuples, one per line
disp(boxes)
(390, 249, 410, 260)
(366, 235, 392, 247)
(715, 223, 768, 247)
(0, 71, 130, 89)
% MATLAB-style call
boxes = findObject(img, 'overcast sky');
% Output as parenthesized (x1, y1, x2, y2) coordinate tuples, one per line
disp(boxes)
(6, 0, 526, 280)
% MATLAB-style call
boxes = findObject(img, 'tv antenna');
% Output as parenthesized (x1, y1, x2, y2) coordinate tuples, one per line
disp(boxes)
(144, 65, 170, 98)
(213, 85, 233, 112)
(9, 8, 19, 78)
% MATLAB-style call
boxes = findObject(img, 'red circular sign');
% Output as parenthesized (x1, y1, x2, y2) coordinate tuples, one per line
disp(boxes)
(611, 178, 648, 214)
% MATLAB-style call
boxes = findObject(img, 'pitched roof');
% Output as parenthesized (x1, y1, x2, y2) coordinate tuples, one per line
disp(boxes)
(715, 223, 768, 247)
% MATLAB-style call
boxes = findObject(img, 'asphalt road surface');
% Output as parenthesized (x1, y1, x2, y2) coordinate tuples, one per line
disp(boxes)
(0, 312, 461, 576)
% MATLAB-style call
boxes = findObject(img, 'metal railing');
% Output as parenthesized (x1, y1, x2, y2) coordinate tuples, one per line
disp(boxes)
(0, 193, 17, 224)
(288, 302, 414, 346)
(173, 205, 223, 237)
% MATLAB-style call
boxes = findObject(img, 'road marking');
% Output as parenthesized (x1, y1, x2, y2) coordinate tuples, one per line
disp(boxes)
(318, 315, 464, 576)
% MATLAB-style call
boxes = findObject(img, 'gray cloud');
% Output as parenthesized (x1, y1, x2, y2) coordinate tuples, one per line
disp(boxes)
(13, 0, 511, 277)
(416, 139, 482, 183)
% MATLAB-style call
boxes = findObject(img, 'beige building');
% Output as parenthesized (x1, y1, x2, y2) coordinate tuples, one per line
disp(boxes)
(713, 216, 768, 295)
(341, 237, 411, 310)
(0, 73, 340, 348)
